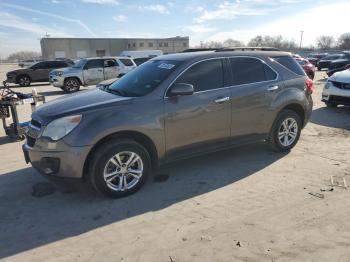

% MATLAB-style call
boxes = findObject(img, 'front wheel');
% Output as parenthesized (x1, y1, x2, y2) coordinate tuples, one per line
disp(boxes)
(63, 78, 80, 93)
(17, 75, 31, 87)
(88, 139, 151, 198)
(268, 110, 302, 152)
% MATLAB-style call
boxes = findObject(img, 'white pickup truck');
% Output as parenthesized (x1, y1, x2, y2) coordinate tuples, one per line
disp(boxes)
(49, 57, 136, 93)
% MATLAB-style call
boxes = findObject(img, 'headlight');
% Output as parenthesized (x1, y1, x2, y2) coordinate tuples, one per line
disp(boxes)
(325, 81, 331, 89)
(42, 115, 82, 141)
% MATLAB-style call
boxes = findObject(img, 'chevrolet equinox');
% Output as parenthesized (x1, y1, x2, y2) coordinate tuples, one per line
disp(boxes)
(23, 50, 313, 198)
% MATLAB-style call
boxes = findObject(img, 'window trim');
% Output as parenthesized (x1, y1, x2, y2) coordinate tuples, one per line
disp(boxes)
(164, 56, 279, 98)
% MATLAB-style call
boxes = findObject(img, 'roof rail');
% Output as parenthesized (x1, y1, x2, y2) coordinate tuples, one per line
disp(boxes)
(215, 47, 280, 52)
(182, 48, 218, 53)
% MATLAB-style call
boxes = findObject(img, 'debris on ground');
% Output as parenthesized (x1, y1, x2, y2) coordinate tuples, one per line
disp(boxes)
(330, 175, 348, 189)
(309, 192, 325, 199)
(32, 182, 56, 197)
(201, 235, 212, 241)
(169, 255, 175, 262)
(236, 241, 241, 247)
(320, 187, 334, 192)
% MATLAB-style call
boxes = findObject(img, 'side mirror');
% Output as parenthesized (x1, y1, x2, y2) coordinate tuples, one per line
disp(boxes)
(168, 83, 194, 97)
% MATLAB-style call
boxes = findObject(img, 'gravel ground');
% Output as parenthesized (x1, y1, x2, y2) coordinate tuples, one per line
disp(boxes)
(0, 65, 349, 262)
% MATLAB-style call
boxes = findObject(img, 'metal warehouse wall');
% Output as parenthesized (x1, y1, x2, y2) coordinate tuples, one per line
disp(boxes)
(40, 37, 189, 60)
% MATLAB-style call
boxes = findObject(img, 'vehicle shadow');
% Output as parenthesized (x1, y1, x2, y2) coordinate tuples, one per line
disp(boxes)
(311, 106, 350, 130)
(0, 135, 15, 145)
(1, 83, 51, 88)
(0, 142, 286, 259)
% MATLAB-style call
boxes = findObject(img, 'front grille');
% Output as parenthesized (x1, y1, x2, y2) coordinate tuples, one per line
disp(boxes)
(330, 81, 350, 90)
(26, 118, 42, 147)
(26, 136, 36, 147)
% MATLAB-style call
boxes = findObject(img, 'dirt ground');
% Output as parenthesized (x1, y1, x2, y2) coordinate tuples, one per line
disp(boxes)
(0, 64, 349, 262)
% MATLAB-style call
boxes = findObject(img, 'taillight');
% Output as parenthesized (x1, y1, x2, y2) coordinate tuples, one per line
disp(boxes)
(305, 78, 314, 94)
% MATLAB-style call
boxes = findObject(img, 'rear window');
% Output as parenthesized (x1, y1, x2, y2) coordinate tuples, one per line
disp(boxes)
(273, 56, 305, 76)
(119, 59, 134, 66)
(229, 57, 277, 85)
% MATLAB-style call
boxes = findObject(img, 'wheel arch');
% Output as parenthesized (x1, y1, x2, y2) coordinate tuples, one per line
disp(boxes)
(64, 76, 83, 86)
(16, 74, 32, 83)
(82, 130, 159, 181)
(279, 103, 305, 126)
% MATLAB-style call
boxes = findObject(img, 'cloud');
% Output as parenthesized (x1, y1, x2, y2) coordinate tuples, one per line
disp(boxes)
(0, 11, 72, 37)
(130, 4, 170, 14)
(0, 2, 96, 37)
(183, 24, 216, 33)
(202, 1, 350, 47)
(113, 15, 127, 22)
(81, 0, 119, 4)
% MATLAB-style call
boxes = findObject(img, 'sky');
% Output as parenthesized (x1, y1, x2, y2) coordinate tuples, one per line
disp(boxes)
(0, 0, 349, 58)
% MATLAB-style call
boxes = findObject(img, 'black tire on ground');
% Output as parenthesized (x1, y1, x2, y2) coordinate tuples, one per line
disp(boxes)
(308, 72, 315, 80)
(317, 67, 321, 71)
(268, 109, 302, 152)
(325, 101, 338, 108)
(63, 78, 80, 93)
(17, 75, 31, 87)
(88, 139, 151, 198)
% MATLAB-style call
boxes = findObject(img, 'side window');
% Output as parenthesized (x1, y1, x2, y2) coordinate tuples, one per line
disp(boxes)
(33, 62, 48, 69)
(175, 59, 223, 92)
(273, 56, 305, 76)
(85, 59, 103, 69)
(104, 59, 117, 67)
(229, 57, 274, 85)
(119, 59, 134, 66)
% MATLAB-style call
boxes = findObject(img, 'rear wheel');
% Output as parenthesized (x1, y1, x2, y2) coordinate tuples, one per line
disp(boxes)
(88, 139, 151, 198)
(317, 66, 321, 71)
(17, 75, 31, 87)
(63, 78, 80, 93)
(268, 110, 302, 152)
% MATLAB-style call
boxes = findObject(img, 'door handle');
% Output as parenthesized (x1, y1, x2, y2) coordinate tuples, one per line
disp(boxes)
(214, 97, 230, 103)
(267, 85, 279, 92)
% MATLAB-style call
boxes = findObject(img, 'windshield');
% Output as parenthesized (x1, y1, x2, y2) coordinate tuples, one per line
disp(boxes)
(107, 60, 182, 97)
(73, 59, 87, 68)
(324, 54, 343, 60)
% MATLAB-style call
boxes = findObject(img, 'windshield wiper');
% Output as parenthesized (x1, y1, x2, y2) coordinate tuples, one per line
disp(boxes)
(105, 87, 126, 97)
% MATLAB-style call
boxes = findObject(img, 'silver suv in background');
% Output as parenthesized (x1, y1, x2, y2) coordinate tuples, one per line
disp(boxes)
(50, 57, 136, 93)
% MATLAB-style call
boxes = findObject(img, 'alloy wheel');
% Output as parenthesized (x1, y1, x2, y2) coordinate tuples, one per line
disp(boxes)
(103, 151, 144, 192)
(278, 118, 298, 147)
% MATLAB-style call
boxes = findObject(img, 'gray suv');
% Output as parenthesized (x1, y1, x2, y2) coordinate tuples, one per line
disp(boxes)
(23, 51, 313, 198)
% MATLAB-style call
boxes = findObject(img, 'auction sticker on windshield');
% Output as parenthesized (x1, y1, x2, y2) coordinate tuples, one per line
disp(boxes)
(158, 63, 175, 70)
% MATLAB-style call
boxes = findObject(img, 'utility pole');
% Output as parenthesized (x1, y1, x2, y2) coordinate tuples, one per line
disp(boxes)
(299, 30, 304, 49)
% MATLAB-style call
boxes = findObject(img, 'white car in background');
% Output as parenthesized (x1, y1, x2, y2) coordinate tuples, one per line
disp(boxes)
(322, 68, 350, 107)
(114, 56, 137, 76)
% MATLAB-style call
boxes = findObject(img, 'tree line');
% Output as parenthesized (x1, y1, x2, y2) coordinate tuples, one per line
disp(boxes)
(198, 33, 350, 51)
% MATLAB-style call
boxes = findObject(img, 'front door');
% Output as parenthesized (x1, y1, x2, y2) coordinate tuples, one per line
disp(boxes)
(30, 62, 51, 82)
(227, 57, 281, 141)
(164, 58, 231, 160)
(103, 59, 118, 80)
(83, 59, 104, 85)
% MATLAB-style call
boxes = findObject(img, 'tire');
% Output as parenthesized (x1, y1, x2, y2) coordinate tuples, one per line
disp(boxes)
(268, 109, 302, 152)
(63, 78, 80, 93)
(17, 75, 31, 87)
(308, 72, 314, 80)
(88, 139, 151, 198)
(325, 102, 337, 108)
(317, 67, 321, 71)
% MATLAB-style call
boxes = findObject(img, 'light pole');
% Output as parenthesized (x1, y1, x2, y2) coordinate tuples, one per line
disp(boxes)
(299, 30, 304, 49)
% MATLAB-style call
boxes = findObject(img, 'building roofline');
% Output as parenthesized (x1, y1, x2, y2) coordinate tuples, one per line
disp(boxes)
(41, 36, 189, 41)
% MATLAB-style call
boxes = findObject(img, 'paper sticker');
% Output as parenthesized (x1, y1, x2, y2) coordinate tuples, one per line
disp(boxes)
(158, 63, 175, 70)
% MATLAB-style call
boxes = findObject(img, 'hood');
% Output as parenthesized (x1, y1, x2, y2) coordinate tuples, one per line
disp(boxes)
(330, 69, 350, 83)
(50, 66, 78, 75)
(32, 88, 132, 124)
(7, 68, 32, 75)
(330, 58, 350, 65)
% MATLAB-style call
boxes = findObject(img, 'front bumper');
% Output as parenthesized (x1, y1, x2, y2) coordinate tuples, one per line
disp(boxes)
(6, 75, 17, 84)
(49, 75, 65, 87)
(322, 82, 350, 106)
(23, 140, 92, 180)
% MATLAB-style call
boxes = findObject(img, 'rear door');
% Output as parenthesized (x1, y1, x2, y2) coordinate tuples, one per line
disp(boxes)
(164, 58, 232, 159)
(228, 56, 280, 141)
(103, 59, 118, 80)
(83, 59, 104, 85)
